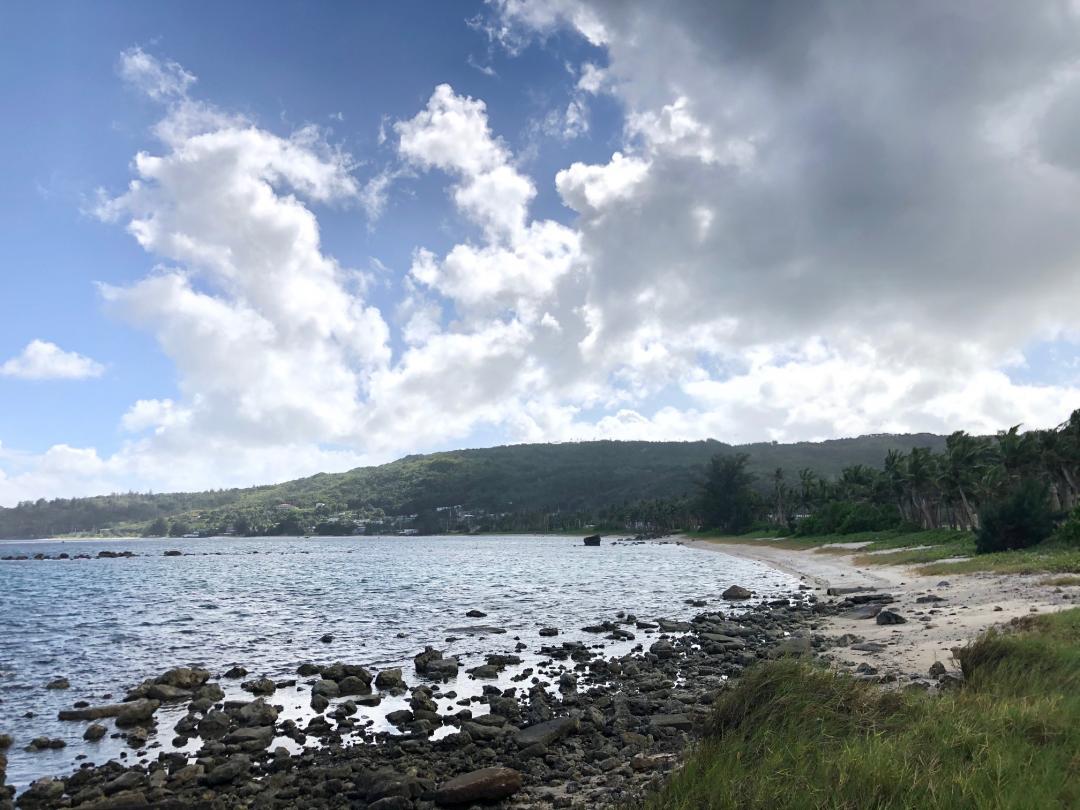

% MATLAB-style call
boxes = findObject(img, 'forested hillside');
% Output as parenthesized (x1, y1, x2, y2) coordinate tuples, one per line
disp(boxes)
(0, 433, 946, 538)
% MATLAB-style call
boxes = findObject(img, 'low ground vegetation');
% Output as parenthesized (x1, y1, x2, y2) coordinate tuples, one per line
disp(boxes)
(644, 609, 1080, 810)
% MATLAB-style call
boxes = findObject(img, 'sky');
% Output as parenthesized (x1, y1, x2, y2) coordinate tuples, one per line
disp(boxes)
(2, 0, 1080, 506)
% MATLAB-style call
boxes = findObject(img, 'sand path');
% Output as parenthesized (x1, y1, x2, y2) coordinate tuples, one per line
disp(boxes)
(684, 538, 1079, 681)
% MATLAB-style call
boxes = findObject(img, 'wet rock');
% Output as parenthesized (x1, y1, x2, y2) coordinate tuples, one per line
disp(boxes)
(163, 550, 183, 556)
(83, 723, 107, 741)
(59, 701, 132, 722)
(45, 677, 69, 690)
(312, 679, 340, 699)
(465, 609, 487, 618)
(223, 726, 274, 748)
(155, 667, 210, 690)
(337, 675, 372, 696)
(414, 647, 459, 678)
(319, 633, 334, 644)
(467, 665, 499, 679)
(223, 665, 248, 679)
(240, 677, 276, 695)
(194, 682, 225, 703)
(722, 585, 753, 600)
(196, 710, 232, 740)
(374, 668, 405, 690)
(236, 698, 278, 726)
(27, 737, 65, 751)
(433, 766, 522, 805)
(538, 627, 559, 637)
(115, 699, 160, 728)
(0, 734, 11, 749)
(656, 618, 692, 632)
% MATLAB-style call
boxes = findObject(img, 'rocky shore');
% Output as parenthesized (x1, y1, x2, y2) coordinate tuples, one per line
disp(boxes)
(0, 579, 831, 810)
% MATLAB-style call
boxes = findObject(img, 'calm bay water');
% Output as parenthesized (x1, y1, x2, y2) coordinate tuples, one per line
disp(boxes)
(0, 534, 798, 789)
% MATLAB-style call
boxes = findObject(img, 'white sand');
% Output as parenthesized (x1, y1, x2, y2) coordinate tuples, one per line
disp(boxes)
(684, 538, 1080, 682)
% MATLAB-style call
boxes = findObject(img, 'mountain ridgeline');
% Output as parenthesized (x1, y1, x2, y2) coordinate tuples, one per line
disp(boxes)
(0, 433, 949, 539)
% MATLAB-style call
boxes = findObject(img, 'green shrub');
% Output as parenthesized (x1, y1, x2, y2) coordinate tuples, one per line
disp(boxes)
(975, 478, 1055, 553)
(1051, 506, 1080, 547)
(796, 501, 900, 535)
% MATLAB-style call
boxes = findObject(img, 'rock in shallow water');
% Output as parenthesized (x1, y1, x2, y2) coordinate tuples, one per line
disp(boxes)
(722, 585, 753, 600)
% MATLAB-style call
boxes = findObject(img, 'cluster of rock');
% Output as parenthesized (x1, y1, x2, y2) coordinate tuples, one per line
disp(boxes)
(0, 551, 139, 562)
(4, 585, 826, 809)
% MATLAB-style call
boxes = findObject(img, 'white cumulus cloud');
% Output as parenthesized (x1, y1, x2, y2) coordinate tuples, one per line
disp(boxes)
(0, 340, 104, 380)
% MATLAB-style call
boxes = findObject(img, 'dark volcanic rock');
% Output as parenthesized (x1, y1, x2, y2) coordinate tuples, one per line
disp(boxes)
(434, 767, 523, 805)
(374, 668, 405, 690)
(722, 585, 752, 600)
(83, 723, 107, 742)
(240, 676, 276, 695)
(876, 609, 907, 625)
(203, 754, 251, 786)
(514, 716, 578, 748)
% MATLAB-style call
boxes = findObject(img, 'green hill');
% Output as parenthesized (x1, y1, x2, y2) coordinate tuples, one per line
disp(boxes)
(0, 433, 947, 538)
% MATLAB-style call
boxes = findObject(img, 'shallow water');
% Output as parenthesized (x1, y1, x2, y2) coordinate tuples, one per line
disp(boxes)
(0, 534, 798, 789)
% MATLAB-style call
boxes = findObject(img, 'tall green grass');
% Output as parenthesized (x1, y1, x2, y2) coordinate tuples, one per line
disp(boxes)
(643, 609, 1080, 810)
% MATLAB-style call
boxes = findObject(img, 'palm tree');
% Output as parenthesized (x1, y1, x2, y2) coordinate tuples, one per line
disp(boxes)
(797, 468, 817, 514)
(940, 431, 989, 529)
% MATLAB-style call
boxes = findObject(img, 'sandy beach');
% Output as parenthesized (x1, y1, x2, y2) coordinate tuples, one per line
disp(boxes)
(685, 537, 1080, 682)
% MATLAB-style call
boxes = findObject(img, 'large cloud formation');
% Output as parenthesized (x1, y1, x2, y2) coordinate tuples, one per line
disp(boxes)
(4, 3, 1080, 503)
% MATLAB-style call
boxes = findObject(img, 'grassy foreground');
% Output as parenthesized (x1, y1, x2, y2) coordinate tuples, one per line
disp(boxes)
(642, 608, 1080, 810)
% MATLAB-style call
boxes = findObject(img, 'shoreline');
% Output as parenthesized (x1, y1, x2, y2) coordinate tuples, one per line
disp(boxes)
(687, 536, 1079, 680)
(6, 535, 1076, 808)
(1, 535, 806, 809)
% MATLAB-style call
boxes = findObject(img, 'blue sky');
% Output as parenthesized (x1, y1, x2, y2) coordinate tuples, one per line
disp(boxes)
(1, 1, 1079, 504)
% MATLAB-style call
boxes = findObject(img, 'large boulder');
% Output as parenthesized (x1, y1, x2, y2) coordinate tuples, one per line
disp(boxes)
(240, 677, 276, 696)
(312, 679, 340, 699)
(374, 668, 406, 690)
(236, 699, 278, 727)
(338, 676, 372, 696)
(433, 767, 522, 806)
(115, 700, 160, 728)
(413, 647, 459, 679)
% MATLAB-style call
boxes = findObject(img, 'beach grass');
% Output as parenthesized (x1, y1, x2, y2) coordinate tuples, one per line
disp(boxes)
(698, 527, 1080, 574)
(641, 608, 1080, 810)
